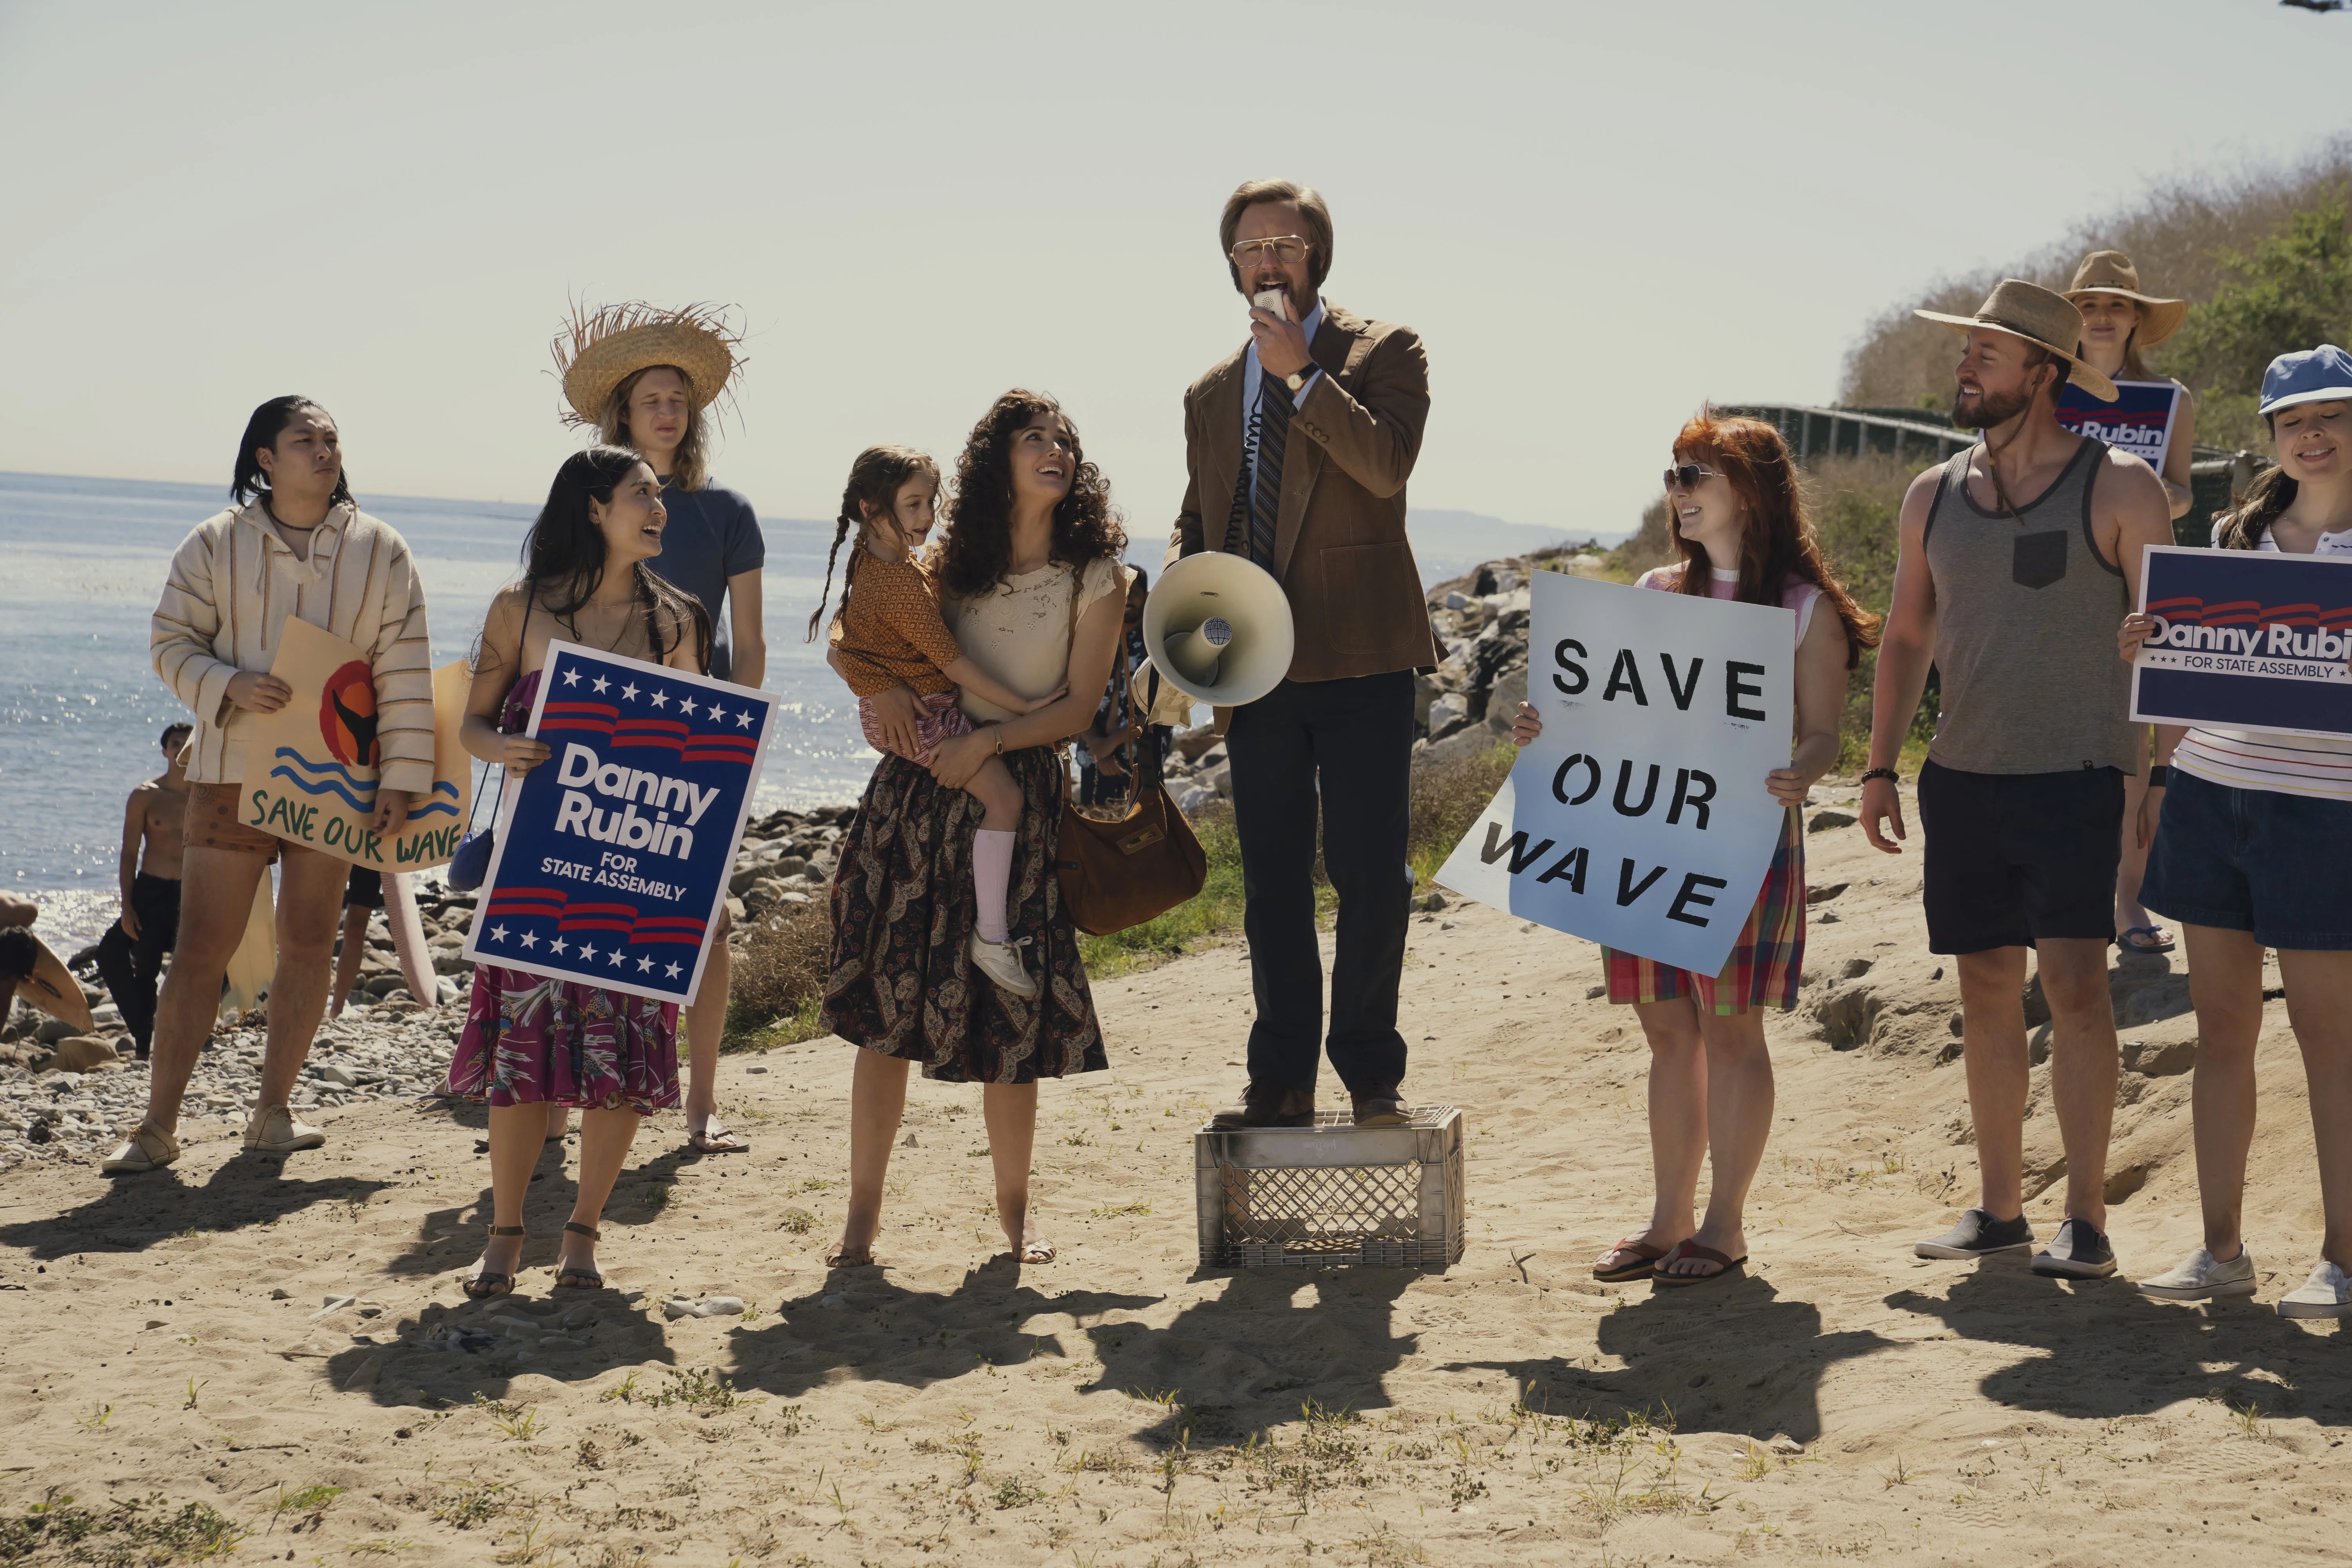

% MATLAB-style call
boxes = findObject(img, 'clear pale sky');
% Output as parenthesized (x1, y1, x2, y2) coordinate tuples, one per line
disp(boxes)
(2, 1, 2346, 537)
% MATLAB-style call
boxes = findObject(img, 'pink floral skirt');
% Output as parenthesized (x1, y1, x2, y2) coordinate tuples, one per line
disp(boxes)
(445, 965, 680, 1115)
(859, 689, 972, 762)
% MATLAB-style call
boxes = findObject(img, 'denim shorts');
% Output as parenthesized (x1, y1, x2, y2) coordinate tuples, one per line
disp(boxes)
(2141, 766, 2352, 950)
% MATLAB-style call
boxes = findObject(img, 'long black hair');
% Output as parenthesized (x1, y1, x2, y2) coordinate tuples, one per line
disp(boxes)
(230, 396, 355, 509)
(517, 446, 711, 672)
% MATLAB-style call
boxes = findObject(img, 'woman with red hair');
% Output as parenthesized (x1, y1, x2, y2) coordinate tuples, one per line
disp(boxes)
(1514, 412, 1879, 1285)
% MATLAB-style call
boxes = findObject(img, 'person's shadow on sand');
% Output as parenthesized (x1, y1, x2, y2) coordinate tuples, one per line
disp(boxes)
(722, 1256, 1159, 1404)
(1887, 1264, 2351, 1423)
(0, 1151, 391, 1260)
(1448, 1279, 1898, 1444)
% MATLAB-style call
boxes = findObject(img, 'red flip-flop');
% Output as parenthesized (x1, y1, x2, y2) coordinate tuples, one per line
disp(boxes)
(1650, 1238, 1747, 1287)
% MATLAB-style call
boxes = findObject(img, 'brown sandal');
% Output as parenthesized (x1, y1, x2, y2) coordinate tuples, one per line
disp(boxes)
(465, 1225, 525, 1299)
(554, 1221, 603, 1289)
(1650, 1238, 1747, 1287)
(1593, 1236, 1672, 1283)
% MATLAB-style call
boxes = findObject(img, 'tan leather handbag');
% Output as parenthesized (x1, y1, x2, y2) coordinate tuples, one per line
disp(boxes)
(1053, 570, 1206, 936)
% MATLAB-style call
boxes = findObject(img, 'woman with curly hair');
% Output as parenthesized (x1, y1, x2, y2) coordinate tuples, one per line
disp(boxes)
(820, 390, 1132, 1269)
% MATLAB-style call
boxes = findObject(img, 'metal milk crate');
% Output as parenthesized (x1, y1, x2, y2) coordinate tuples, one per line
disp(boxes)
(1195, 1106, 1465, 1270)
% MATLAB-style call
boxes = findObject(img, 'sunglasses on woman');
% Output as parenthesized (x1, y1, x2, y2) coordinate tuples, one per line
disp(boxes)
(1663, 463, 1725, 491)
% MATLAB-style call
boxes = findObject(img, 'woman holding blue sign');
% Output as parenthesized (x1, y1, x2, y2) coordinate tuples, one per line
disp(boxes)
(446, 445, 711, 1299)
(2063, 250, 2198, 958)
(2120, 345, 2352, 1319)
(821, 391, 1132, 1270)
(1513, 412, 1878, 1285)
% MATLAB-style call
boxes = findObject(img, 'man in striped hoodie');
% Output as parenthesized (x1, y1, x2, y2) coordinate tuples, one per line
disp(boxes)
(105, 396, 434, 1174)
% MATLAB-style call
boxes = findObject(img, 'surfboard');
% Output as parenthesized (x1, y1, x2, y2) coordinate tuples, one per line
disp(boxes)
(383, 871, 439, 1005)
(221, 873, 276, 1016)
(16, 930, 93, 1031)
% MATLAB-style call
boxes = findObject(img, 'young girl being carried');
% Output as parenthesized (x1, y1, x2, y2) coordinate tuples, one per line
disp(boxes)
(809, 446, 1064, 998)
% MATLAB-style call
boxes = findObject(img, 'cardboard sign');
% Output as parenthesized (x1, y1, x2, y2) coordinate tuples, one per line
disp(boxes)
(2131, 544, 2352, 739)
(2056, 378, 2181, 472)
(461, 640, 776, 1007)
(1435, 572, 1792, 975)
(243, 619, 472, 868)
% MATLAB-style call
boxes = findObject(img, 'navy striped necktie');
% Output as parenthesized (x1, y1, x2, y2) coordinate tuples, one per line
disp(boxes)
(1249, 370, 1294, 572)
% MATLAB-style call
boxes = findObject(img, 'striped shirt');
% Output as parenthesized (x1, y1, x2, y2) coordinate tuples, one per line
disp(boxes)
(2170, 524, 2352, 801)
(151, 500, 436, 793)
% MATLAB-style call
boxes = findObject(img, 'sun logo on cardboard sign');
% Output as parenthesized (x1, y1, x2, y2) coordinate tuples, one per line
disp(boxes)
(320, 661, 379, 767)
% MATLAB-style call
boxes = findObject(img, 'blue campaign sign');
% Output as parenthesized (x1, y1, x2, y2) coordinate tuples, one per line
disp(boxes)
(2132, 546, 2352, 740)
(460, 639, 776, 1006)
(2056, 378, 2180, 470)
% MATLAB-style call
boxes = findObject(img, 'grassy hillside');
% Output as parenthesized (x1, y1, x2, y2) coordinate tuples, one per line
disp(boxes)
(1842, 140, 2352, 451)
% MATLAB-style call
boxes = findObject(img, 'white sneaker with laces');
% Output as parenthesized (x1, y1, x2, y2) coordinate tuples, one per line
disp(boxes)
(967, 931, 1040, 1000)
(243, 1105, 327, 1154)
(2278, 1259, 2352, 1319)
(2136, 1245, 2257, 1301)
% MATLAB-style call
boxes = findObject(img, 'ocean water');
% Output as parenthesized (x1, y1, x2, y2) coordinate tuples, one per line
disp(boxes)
(0, 470, 879, 950)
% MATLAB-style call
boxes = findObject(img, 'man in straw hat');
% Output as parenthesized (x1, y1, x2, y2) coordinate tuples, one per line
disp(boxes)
(1859, 279, 2174, 1281)
(554, 303, 762, 1156)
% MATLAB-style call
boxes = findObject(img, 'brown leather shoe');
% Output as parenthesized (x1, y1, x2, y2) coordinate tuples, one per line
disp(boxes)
(1208, 1082, 1317, 1130)
(1350, 1084, 1410, 1127)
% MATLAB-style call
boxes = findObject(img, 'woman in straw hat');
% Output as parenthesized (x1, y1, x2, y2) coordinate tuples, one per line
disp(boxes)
(555, 303, 762, 1157)
(2065, 251, 2197, 956)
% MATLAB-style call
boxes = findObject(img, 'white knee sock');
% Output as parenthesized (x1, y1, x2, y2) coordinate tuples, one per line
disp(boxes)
(973, 829, 1015, 945)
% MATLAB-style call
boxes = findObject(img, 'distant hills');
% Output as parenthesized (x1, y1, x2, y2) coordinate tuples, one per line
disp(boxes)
(1405, 509, 1626, 584)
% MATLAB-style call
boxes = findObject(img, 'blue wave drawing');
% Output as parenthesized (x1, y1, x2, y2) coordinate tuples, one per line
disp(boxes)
(269, 750, 463, 818)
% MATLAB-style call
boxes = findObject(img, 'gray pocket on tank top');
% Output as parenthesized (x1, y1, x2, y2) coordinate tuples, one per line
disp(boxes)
(2012, 530, 2069, 590)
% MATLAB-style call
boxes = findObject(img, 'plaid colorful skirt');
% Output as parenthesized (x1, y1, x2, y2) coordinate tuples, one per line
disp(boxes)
(1602, 807, 1804, 1015)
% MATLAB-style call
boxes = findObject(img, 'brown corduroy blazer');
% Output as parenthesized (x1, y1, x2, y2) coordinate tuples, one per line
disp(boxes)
(1164, 301, 1441, 684)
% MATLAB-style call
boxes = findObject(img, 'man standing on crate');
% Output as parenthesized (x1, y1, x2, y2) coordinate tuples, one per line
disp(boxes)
(1167, 179, 1437, 1131)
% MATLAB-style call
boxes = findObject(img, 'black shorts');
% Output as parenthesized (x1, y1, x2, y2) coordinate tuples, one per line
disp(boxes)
(1917, 759, 2124, 955)
(343, 867, 384, 910)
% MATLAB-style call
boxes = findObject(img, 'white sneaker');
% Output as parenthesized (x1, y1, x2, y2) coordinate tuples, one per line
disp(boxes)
(2278, 1259, 2352, 1319)
(101, 1123, 181, 1175)
(2136, 1245, 2257, 1301)
(967, 931, 1040, 1000)
(243, 1105, 326, 1154)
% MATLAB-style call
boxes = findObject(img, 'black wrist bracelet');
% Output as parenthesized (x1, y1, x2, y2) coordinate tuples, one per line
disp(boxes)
(2147, 764, 2170, 787)
(1861, 767, 1900, 786)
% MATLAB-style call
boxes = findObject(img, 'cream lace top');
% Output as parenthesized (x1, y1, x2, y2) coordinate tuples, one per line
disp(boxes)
(948, 557, 1129, 723)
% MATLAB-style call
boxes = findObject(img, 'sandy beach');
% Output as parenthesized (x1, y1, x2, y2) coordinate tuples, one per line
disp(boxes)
(2, 784, 2347, 1565)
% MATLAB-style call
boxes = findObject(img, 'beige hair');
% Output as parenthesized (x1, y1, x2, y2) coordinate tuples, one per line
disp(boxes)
(599, 364, 710, 492)
(1219, 178, 1334, 292)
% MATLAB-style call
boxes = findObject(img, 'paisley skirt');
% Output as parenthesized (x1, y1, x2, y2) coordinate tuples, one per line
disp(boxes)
(445, 967, 681, 1114)
(821, 746, 1107, 1084)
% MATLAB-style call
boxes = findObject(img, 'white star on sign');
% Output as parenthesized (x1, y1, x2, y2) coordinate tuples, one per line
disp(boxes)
(648, 689, 667, 708)
(734, 707, 755, 729)
(637, 955, 654, 972)
(678, 696, 698, 718)
(706, 706, 728, 726)
(578, 943, 596, 962)
(549, 937, 568, 957)
(621, 682, 639, 702)
(518, 931, 538, 949)
(608, 947, 625, 966)
(561, 668, 579, 688)
(591, 675, 610, 694)
(489, 924, 508, 942)
(664, 962, 682, 979)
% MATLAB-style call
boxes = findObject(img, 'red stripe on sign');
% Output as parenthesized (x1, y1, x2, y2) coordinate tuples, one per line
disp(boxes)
(633, 931, 704, 945)
(544, 702, 620, 718)
(488, 887, 564, 908)
(557, 916, 633, 933)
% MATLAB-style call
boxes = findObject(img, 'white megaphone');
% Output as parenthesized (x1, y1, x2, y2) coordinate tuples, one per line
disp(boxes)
(1142, 551, 1296, 708)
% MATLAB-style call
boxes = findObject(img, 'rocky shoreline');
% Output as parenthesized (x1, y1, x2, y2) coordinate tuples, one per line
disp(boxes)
(0, 802, 857, 1171)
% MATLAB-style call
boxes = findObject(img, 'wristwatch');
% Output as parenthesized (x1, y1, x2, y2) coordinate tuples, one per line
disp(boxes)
(1284, 364, 1317, 394)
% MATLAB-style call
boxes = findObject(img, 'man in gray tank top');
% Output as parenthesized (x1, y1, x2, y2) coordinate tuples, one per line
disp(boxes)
(1859, 280, 2175, 1282)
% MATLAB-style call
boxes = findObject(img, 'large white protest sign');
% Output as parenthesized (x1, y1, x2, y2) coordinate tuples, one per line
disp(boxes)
(1434, 572, 1792, 975)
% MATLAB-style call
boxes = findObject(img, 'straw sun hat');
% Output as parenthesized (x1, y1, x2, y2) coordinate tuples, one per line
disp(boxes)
(551, 301, 745, 428)
(1915, 279, 2118, 403)
(2063, 250, 2187, 349)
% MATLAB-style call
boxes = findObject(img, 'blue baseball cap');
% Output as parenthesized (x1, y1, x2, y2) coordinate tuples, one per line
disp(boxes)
(2259, 344, 2352, 417)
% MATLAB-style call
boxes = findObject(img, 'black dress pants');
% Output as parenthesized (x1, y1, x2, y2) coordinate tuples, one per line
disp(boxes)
(94, 872, 180, 1054)
(1225, 670, 1413, 1094)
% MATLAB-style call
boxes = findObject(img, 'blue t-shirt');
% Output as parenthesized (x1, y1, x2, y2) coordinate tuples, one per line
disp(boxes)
(651, 476, 764, 681)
